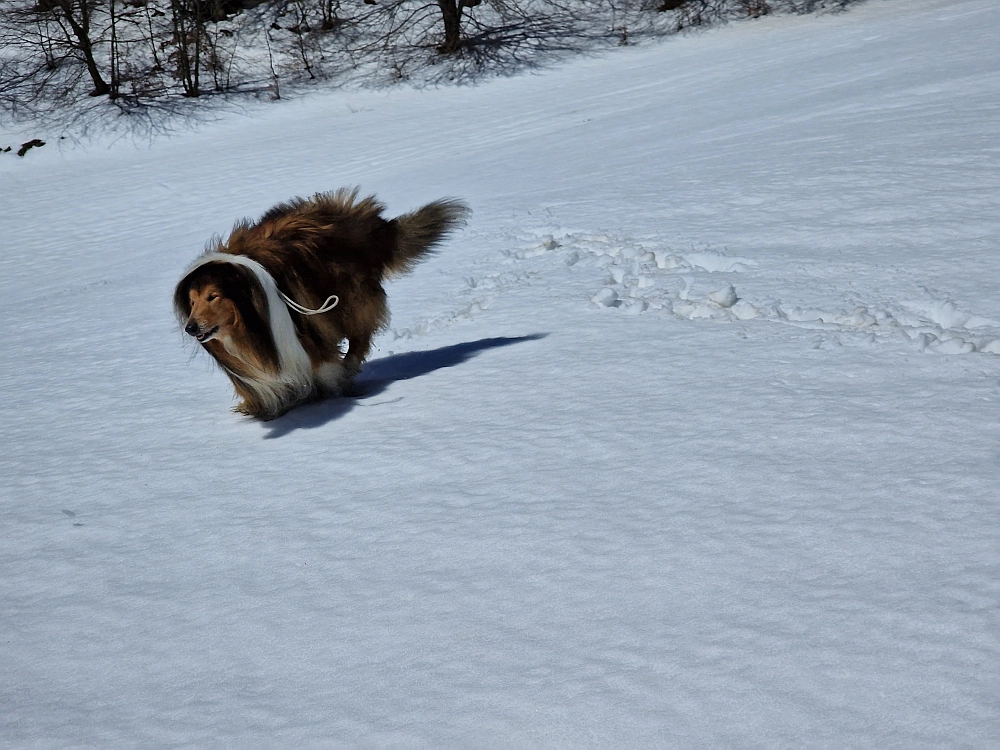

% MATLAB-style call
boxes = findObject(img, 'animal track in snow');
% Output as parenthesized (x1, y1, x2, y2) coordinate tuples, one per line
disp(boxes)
(389, 228, 1000, 358)
(526, 230, 1000, 357)
(387, 269, 536, 340)
(389, 299, 492, 340)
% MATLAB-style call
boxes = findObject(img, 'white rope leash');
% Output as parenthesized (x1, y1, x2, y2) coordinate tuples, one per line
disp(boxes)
(278, 290, 339, 315)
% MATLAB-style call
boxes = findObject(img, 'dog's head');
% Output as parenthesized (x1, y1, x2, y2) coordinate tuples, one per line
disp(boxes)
(174, 261, 280, 370)
(174, 261, 244, 343)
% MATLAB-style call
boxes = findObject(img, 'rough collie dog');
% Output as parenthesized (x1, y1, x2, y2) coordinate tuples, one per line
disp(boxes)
(174, 188, 469, 419)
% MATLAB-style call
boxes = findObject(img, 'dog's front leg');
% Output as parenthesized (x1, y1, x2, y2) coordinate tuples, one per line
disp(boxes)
(229, 377, 268, 418)
(314, 360, 346, 397)
(342, 333, 373, 380)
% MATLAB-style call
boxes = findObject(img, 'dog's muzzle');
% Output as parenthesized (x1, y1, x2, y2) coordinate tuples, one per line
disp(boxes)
(185, 322, 218, 342)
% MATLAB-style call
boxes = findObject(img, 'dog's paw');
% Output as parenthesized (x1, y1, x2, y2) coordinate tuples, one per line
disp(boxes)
(342, 376, 370, 398)
(234, 401, 267, 418)
(314, 361, 347, 397)
(234, 400, 277, 420)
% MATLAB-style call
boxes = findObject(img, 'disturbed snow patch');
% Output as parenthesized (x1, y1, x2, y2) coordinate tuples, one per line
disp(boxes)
(540, 230, 1000, 356)
(388, 269, 538, 339)
(389, 228, 1000, 357)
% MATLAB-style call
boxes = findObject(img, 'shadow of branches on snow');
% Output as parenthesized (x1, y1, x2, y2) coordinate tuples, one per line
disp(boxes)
(261, 333, 547, 439)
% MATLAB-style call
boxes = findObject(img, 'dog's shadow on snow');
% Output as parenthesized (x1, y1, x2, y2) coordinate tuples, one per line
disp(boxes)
(261, 334, 547, 439)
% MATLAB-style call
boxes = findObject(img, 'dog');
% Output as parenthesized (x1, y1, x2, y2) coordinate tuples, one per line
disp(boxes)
(174, 188, 469, 419)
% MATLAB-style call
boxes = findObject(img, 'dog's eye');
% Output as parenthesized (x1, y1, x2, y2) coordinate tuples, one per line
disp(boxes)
(207, 294, 218, 302)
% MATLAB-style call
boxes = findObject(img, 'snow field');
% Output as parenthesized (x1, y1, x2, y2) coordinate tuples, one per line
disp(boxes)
(2, 0, 1000, 745)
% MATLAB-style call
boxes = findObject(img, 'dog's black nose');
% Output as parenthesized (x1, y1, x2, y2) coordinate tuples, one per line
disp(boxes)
(185, 322, 199, 336)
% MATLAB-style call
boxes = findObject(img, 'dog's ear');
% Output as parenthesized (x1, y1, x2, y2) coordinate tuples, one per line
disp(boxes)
(240, 265, 272, 324)
(227, 264, 281, 373)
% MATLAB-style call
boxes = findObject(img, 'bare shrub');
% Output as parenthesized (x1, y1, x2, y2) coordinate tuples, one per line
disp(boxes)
(0, 0, 866, 127)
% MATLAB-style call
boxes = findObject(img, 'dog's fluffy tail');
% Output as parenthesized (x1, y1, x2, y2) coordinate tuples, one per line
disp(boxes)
(389, 199, 470, 277)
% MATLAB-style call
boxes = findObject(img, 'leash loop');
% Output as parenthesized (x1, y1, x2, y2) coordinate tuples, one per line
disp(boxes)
(278, 290, 339, 315)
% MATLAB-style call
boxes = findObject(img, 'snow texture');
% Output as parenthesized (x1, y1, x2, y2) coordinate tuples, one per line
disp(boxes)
(2, 0, 999, 745)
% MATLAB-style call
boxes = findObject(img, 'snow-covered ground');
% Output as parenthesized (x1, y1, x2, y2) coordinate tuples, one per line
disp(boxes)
(3, 0, 1000, 745)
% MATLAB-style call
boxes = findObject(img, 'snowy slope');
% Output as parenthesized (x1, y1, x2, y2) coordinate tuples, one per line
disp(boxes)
(2, 0, 999, 745)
